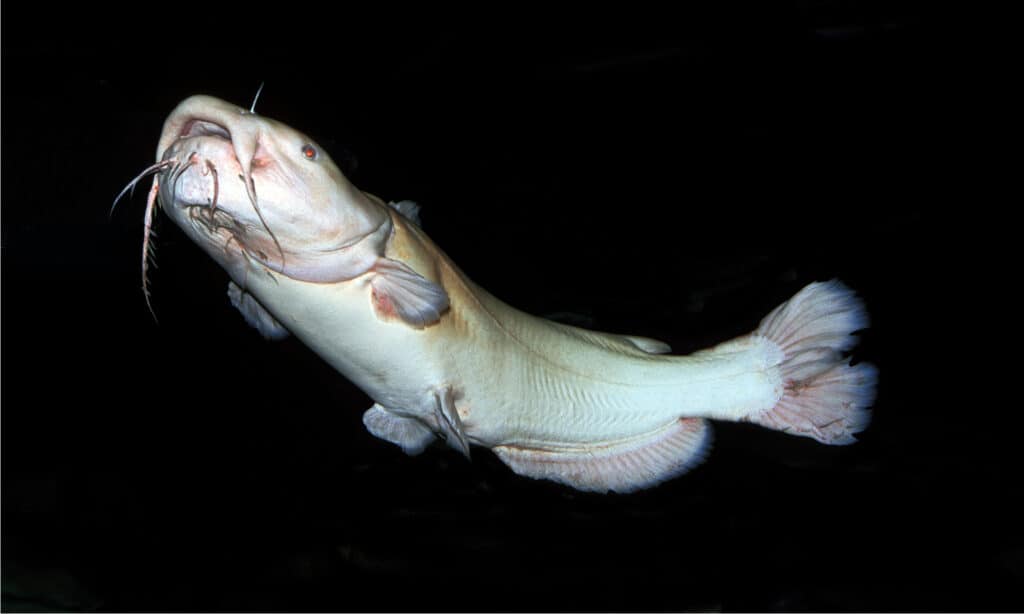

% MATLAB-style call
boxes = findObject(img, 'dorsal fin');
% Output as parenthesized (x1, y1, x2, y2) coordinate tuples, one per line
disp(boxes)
(388, 200, 422, 225)
(622, 335, 672, 354)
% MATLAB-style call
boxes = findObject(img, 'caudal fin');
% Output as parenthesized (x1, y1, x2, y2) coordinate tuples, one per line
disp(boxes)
(745, 280, 878, 444)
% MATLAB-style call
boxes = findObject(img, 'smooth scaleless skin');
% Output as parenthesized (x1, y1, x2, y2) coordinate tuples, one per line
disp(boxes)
(142, 95, 877, 493)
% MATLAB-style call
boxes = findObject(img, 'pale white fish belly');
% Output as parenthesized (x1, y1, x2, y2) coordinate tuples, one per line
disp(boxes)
(236, 256, 784, 451)
(237, 264, 444, 412)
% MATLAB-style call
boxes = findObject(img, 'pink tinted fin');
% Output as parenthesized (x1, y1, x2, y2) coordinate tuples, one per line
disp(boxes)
(754, 362, 877, 444)
(369, 258, 450, 328)
(362, 404, 436, 456)
(746, 280, 878, 444)
(227, 282, 289, 340)
(493, 418, 711, 493)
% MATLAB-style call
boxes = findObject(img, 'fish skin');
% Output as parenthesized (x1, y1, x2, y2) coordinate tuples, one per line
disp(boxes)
(147, 96, 876, 493)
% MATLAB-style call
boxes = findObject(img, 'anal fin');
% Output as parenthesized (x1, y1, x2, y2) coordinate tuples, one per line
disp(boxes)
(493, 418, 711, 493)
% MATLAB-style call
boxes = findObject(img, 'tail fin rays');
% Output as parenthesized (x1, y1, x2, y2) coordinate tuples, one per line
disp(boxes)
(745, 280, 877, 444)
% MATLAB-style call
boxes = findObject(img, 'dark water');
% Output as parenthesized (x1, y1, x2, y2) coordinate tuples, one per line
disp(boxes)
(3, 6, 1013, 612)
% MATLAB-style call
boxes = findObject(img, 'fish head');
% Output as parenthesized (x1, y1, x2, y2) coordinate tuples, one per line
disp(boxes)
(155, 95, 389, 283)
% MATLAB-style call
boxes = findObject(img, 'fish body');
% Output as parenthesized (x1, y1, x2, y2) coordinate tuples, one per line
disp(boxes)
(137, 95, 877, 493)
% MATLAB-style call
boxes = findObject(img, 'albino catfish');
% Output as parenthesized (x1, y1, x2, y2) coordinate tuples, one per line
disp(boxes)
(116, 95, 878, 493)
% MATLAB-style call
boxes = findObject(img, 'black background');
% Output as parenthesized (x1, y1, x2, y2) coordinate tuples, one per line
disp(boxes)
(3, 4, 1014, 612)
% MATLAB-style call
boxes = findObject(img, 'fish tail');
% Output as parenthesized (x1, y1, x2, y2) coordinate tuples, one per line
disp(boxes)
(743, 280, 878, 444)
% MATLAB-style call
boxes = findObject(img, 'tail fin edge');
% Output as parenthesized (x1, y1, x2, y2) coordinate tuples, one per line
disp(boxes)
(746, 280, 878, 445)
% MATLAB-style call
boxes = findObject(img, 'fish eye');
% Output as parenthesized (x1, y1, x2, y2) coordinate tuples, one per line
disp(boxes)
(301, 144, 318, 161)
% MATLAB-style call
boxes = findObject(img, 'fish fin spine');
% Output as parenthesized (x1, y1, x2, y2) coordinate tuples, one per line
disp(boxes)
(433, 386, 471, 459)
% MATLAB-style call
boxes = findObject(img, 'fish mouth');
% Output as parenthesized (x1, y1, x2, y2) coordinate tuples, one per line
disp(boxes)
(177, 118, 232, 142)
(158, 118, 244, 214)
(154, 136, 242, 242)
(160, 117, 235, 171)
(157, 149, 222, 209)
(157, 116, 288, 272)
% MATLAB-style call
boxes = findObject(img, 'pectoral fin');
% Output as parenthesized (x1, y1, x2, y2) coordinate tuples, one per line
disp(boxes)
(227, 282, 289, 340)
(362, 404, 436, 455)
(369, 258, 450, 328)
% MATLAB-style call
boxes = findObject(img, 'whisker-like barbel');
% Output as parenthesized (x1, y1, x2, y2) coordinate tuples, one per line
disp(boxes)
(110, 160, 175, 217)
(170, 152, 198, 190)
(114, 153, 204, 323)
(240, 173, 286, 271)
(249, 82, 266, 114)
(113, 159, 181, 323)
(141, 179, 160, 321)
